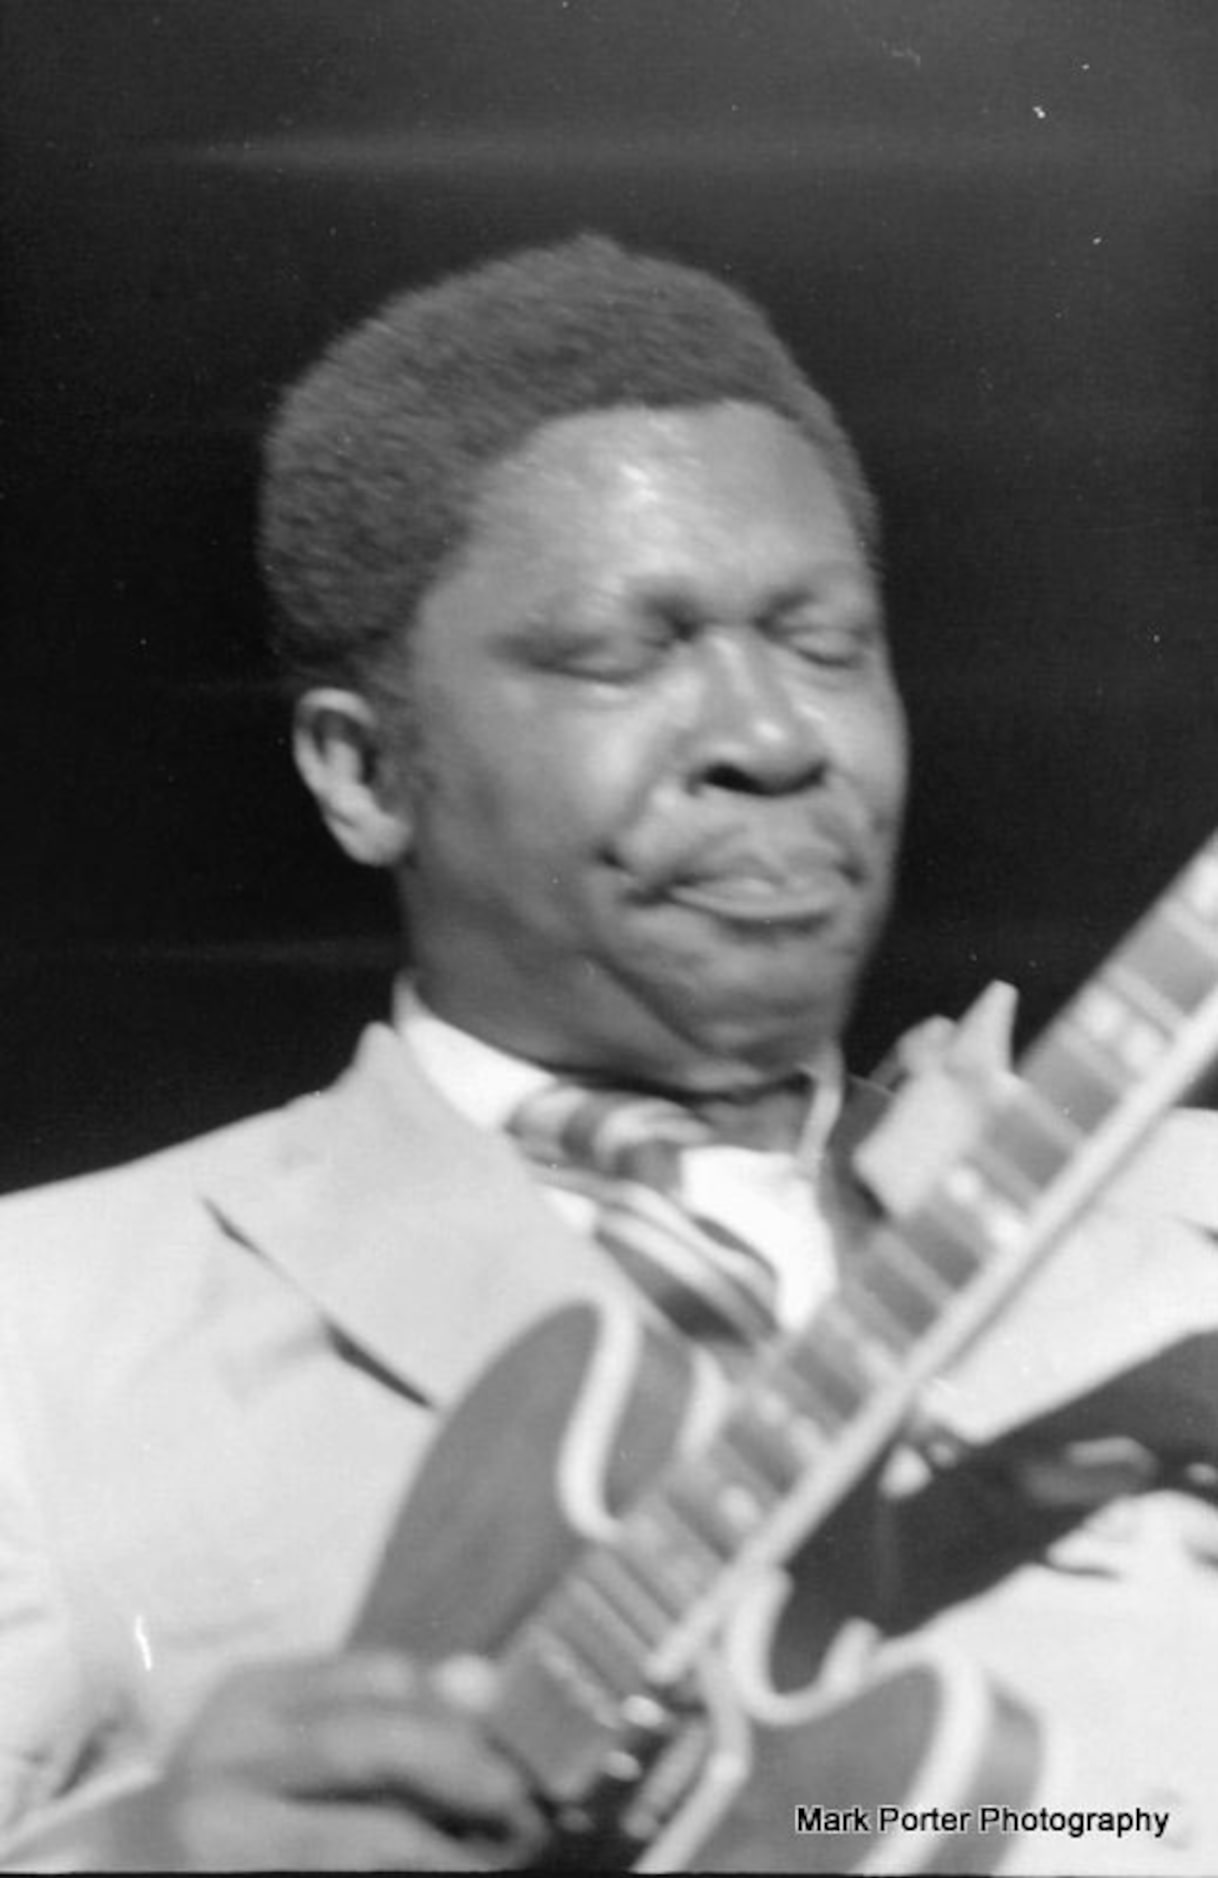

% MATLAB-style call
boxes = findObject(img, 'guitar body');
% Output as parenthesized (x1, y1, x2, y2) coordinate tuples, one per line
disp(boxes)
(354, 1299, 1044, 1872)
(357, 1293, 698, 1663)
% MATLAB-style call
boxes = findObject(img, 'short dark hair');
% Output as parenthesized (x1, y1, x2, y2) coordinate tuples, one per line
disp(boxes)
(260, 233, 877, 691)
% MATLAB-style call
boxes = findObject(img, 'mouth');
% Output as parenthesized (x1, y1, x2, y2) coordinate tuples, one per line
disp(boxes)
(665, 862, 853, 925)
(609, 797, 879, 937)
(616, 818, 865, 927)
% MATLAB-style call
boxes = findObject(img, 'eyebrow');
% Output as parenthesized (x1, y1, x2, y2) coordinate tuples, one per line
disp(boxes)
(502, 560, 879, 647)
(500, 602, 608, 655)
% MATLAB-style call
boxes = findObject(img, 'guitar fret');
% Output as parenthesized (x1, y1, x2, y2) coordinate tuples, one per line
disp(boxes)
(836, 1277, 925, 1358)
(909, 1180, 1014, 1282)
(938, 1160, 1026, 1253)
(982, 1082, 1082, 1194)
(858, 1227, 952, 1336)
(1173, 886, 1218, 952)
(1071, 977, 1171, 1079)
(506, 1628, 621, 1733)
(1022, 1030, 1121, 1133)
(667, 1464, 766, 1554)
(549, 1577, 655, 1692)
(717, 1396, 810, 1493)
(626, 1489, 732, 1600)
(1125, 899, 1218, 1016)
(904, 1196, 986, 1288)
(967, 1138, 1037, 1209)
(1181, 846, 1218, 920)
(827, 1286, 912, 1357)
(775, 1352, 859, 1428)
(781, 1316, 877, 1425)
(706, 1425, 788, 1525)
(582, 1544, 682, 1636)
(611, 1502, 716, 1607)
(752, 1376, 831, 1464)
(1108, 957, 1185, 1033)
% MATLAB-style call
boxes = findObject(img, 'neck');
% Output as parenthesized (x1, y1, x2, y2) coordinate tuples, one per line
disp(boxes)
(398, 976, 845, 1150)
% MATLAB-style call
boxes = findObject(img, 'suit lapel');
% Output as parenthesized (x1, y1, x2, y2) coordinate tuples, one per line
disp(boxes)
(203, 1025, 620, 1408)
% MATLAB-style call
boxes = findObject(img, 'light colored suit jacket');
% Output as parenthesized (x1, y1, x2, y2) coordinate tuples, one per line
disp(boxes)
(1, 1022, 1218, 1871)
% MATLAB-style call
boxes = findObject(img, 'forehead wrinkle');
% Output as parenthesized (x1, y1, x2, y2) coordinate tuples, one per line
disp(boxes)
(473, 399, 786, 532)
(454, 401, 870, 624)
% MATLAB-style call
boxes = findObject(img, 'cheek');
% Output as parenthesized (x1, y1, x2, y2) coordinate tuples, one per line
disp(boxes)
(842, 691, 909, 830)
(419, 689, 649, 878)
(502, 680, 674, 831)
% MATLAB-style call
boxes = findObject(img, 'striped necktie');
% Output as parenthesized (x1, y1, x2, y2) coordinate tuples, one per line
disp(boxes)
(509, 1082, 792, 1346)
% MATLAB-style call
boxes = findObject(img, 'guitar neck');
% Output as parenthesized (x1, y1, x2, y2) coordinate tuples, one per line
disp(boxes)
(491, 832, 1218, 1799)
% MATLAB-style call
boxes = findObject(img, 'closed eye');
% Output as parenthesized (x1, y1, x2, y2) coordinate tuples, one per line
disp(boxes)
(514, 614, 678, 683)
(779, 614, 880, 671)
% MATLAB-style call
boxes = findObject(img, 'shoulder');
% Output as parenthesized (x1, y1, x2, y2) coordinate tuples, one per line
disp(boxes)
(0, 1096, 315, 1347)
(0, 1023, 414, 1356)
(0, 1103, 283, 1244)
(0, 1024, 403, 1270)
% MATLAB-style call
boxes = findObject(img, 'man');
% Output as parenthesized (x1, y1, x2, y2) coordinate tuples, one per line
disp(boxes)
(2, 234, 1218, 1871)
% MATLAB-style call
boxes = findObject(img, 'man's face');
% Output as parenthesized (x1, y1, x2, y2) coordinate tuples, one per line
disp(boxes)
(396, 401, 907, 1090)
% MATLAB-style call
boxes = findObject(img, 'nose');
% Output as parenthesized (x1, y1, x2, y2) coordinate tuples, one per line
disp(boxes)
(684, 629, 828, 795)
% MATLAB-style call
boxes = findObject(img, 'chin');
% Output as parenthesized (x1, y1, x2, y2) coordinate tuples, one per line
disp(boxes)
(667, 981, 853, 1078)
(602, 918, 873, 1079)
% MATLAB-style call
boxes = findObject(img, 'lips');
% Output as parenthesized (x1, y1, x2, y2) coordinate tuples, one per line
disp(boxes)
(617, 816, 867, 922)
(667, 877, 848, 925)
(668, 849, 854, 923)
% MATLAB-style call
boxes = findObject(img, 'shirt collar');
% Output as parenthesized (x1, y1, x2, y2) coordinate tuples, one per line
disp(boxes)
(393, 979, 846, 1165)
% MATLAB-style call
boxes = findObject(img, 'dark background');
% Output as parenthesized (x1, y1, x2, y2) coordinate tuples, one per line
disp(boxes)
(2, 0, 1216, 1190)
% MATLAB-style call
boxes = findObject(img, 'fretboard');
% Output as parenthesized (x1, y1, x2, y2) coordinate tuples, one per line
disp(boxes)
(490, 832, 1218, 1808)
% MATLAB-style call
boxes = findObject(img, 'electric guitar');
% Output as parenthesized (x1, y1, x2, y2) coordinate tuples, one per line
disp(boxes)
(354, 832, 1218, 1871)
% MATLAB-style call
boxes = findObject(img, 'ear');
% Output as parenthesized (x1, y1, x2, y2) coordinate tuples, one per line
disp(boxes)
(292, 688, 414, 867)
